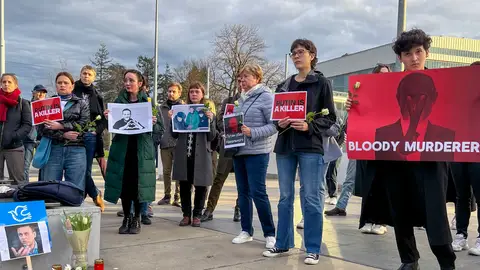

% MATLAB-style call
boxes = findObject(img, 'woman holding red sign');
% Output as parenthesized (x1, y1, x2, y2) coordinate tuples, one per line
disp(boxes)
(37, 72, 89, 192)
(263, 39, 336, 265)
(0, 73, 32, 185)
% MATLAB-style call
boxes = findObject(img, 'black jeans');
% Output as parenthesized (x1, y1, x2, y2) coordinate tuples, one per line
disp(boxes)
(325, 159, 338, 198)
(450, 162, 480, 238)
(180, 157, 207, 218)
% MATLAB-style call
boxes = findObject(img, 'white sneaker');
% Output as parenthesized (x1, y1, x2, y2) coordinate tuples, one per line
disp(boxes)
(296, 218, 304, 229)
(452, 233, 469, 252)
(265, 236, 276, 249)
(304, 253, 320, 265)
(329, 197, 337, 205)
(450, 215, 457, 230)
(360, 223, 373, 234)
(371, 224, 387, 235)
(325, 197, 331, 204)
(232, 231, 253, 244)
(468, 238, 480, 256)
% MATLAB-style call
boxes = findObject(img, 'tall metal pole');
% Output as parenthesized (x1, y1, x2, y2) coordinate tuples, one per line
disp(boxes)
(395, 0, 407, 72)
(284, 53, 289, 79)
(152, 0, 159, 105)
(206, 66, 210, 98)
(0, 0, 5, 74)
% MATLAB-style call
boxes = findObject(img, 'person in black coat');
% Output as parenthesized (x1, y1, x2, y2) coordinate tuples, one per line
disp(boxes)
(73, 65, 107, 212)
(347, 29, 456, 270)
(0, 73, 32, 185)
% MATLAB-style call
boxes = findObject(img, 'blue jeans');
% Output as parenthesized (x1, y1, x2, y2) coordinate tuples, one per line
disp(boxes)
(233, 154, 275, 237)
(276, 152, 326, 254)
(129, 201, 149, 215)
(41, 144, 87, 193)
(84, 133, 98, 198)
(23, 143, 35, 182)
(336, 159, 357, 210)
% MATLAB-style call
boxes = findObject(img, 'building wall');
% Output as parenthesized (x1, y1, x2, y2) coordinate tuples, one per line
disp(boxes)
(319, 36, 480, 96)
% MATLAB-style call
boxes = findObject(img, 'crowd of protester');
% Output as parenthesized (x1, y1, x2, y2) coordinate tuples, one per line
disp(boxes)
(1, 28, 479, 269)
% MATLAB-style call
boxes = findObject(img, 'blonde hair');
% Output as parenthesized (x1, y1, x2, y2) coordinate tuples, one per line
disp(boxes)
(239, 64, 263, 83)
(1, 73, 18, 85)
(168, 82, 183, 93)
(80, 65, 97, 77)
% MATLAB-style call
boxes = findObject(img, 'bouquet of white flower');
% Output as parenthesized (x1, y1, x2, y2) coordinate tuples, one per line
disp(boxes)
(61, 211, 93, 270)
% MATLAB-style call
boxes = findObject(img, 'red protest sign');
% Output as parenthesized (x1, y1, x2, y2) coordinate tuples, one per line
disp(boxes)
(347, 65, 480, 162)
(271, 91, 307, 120)
(31, 97, 63, 125)
(224, 104, 235, 116)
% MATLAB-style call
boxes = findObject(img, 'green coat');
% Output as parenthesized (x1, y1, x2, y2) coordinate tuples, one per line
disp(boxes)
(104, 90, 164, 204)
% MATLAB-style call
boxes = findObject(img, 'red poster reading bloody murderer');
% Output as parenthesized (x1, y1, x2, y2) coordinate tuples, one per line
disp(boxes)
(347, 65, 480, 162)
(271, 91, 307, 121)
(31, 97, 63, 125)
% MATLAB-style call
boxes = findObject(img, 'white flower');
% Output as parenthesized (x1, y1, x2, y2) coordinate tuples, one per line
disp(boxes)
(320, 108, 329, 116)
(75, 267, 82, 270)
(354, 81, 361, 89)
(83, 217, 88, 225)
(64, 265, 72, 270)
(95, 115, 102, 121)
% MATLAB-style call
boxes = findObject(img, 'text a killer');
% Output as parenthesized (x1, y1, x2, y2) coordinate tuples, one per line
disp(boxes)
(349, 141, 480, 153)
(274, 99, 305, 112)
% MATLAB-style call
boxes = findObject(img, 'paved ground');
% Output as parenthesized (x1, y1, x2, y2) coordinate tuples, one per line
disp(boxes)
(31, 167, 480, 269)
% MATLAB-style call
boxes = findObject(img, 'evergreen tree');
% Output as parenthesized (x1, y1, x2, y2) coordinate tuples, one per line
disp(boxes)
(90, 42, 112, 93)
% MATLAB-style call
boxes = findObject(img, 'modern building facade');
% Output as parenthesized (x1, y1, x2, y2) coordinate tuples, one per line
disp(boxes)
(320, 36, 480, 111)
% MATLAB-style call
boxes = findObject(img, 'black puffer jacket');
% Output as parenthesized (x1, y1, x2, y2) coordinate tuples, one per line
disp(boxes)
(38, 95, 90, 146)
(274, 70, 336, 154)
(0, 97, 32, 149)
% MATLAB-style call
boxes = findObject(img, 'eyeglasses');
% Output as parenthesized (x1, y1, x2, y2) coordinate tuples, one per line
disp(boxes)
(289, 49, 308, 58)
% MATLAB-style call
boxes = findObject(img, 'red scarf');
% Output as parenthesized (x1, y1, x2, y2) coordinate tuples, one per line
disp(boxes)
(0, 88, 21, 122)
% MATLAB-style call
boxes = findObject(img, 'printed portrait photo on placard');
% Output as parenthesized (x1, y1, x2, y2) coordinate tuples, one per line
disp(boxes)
(107, 102, 153, 135)
(172, 104, 210, 133)
(2, 221, 51, 261)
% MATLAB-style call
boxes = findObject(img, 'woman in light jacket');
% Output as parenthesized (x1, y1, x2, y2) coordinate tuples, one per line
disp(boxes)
(230, 64, 277, 249)
(171, 81, 216, 227)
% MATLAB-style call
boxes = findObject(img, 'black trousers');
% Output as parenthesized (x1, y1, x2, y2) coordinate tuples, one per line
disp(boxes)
(120, 137, 140, 217)
(450, 162, 480, 239)
(382, 161, 456, 268)
(325, 159, 338, 197)
(180, 157, 207, 218)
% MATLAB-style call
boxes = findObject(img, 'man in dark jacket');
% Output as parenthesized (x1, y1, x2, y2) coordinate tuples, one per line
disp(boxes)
(157, 82, 183, 206)
(348, 29, 456, 270)
(201, 84, 242, 223)
(23, 85, 47, 182)
(73, 65, 107, 212)
(0, 73, 32, 185)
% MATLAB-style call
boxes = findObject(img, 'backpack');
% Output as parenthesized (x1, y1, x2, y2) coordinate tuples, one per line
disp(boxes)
(13, 181, 84, 206)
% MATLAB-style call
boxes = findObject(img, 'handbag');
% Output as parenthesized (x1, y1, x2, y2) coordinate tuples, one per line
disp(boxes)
(31, 101, 74, 169)
(223, 92, 264, 158)
(322, 136, 343, 163)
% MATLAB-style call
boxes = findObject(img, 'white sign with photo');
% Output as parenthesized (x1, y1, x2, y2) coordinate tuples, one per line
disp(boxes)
(107, 102, 153, 135)
(171, 104, 210, 133)
(0, 221, 51, 261)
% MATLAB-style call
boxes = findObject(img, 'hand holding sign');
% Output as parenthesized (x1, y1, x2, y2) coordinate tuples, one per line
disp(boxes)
(278, 117, 291, 129)
(44, 119, 63, 130)
(241, 124, 251, 137)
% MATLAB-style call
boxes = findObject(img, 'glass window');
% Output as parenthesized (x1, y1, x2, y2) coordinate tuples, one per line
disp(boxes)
(430, 47, 480, 59)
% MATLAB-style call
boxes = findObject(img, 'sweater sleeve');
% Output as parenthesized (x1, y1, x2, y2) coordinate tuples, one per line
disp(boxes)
(250, 93, 277, 141)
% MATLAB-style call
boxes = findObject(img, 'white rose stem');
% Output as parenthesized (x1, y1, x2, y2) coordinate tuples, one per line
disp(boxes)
(25, 256, 33, 270)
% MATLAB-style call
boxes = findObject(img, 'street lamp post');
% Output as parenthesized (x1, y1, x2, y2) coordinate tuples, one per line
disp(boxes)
(284, 53, 289, 79)
(153, 0, 159, 105)
(395, 0, 407, 72)
(0, 0, 5, 74)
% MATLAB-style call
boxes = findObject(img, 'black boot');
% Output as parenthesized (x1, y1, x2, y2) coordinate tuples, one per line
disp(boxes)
(129, 216, 141, 234)
(200, 210, 213, 222)
(119, 215, 131, 234)
(233, 206, 240, 222)
(397, 261, 420, 270)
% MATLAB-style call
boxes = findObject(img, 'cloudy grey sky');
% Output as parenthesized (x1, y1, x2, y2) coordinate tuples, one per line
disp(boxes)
(4, 0, 479, 99)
